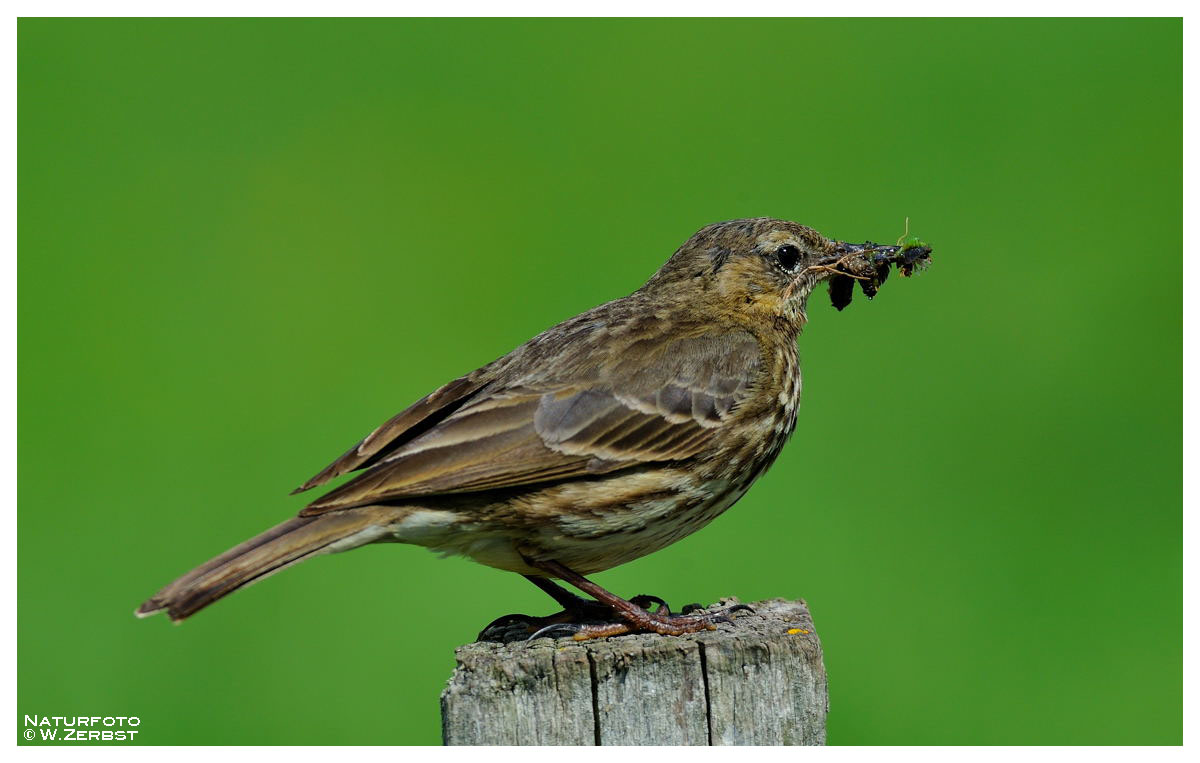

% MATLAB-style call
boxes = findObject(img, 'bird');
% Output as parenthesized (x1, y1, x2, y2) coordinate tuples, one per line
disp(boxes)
(137, 217, 927, 640)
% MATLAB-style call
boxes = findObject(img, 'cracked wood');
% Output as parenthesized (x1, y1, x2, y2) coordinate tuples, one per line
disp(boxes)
(440, 597, 828, 746)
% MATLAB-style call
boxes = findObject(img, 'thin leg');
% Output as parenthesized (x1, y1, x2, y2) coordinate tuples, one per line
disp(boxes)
(526, 573, 669, 614)
(476, 562, 747, 643)
(522, 574, 590, 610)
(527, 558, 751, 641)
(476, 574, 611, 642)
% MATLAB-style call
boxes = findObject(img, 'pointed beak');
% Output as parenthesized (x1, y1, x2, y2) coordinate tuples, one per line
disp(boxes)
(821, 240, 901, 268)
(820, 240, 933, 274)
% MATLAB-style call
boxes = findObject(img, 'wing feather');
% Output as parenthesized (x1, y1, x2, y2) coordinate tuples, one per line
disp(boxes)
(291, 374, 489, 493)
(299, 330, 763, 514)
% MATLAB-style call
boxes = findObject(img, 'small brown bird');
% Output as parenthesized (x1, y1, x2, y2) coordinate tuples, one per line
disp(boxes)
(137, 218, 929, 640)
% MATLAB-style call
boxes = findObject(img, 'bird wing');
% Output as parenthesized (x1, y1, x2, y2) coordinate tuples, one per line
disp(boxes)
(297, 330, 763, 514)
(290, 373, 492, 494)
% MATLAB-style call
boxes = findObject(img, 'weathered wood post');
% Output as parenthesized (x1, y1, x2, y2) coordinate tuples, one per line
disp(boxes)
(441, 597, 827, 745)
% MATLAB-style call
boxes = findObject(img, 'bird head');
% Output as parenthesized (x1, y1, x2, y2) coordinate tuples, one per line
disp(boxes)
(642, 218, 930, 332)
(641, 218, 857, 332)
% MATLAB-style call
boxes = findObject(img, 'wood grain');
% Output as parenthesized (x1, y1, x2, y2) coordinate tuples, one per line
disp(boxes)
(441, 598, 827, 746)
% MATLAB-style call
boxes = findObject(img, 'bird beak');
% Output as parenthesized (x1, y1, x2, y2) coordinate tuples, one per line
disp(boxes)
(821, 241, 903, 268)
(820, 239, 933, 282)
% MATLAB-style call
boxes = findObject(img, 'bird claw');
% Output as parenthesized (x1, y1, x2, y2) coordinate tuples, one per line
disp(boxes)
(477, 613, 538, 642)
(564, 600, 755, 641)
(699, 602, 754, 626)
(476, 601, 613, 643)
(629, 594, 670, 614)
(478, 595, 753, 644)
(527, 622, 583, 641)
(680, 601, 753, 618)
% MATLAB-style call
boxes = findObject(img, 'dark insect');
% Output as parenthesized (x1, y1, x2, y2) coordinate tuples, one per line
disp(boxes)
(875, 261, 890, 286)
(828, 238, 931, 311)
(897, 244, 932, 277)
(829, 274, 855, 310)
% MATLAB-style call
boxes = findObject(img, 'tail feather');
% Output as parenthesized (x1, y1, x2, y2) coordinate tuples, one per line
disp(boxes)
(137, 507, 405, 622)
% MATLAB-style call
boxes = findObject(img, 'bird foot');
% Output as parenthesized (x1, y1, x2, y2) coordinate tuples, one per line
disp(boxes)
(475, 603, 609, 643)
(528, 600, 754, 642)
(476, 594, 685, 643)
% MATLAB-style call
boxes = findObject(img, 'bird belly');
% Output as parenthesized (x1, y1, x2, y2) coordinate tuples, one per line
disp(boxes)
(530, 479, 752, 574)
(382, 507, 538, 574)
(385, 466, 766, 577)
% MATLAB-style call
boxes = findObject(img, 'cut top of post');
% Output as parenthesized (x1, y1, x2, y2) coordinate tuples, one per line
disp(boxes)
(440, 597, 828, 746)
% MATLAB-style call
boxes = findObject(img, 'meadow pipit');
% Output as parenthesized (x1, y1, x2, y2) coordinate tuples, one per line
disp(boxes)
(138, 218, 930, 640)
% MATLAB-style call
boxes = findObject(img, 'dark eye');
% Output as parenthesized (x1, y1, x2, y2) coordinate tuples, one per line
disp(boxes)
(775, 244, 802, 272)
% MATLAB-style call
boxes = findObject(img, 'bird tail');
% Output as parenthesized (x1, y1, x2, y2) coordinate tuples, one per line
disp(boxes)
(136, 507, 405, 622)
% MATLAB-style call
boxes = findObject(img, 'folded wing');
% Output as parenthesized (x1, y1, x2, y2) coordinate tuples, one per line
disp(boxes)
(298, 331, 762, 514)
(291, 374, 491, 494)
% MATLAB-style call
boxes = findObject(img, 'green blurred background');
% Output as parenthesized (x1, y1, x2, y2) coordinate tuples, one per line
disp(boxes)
(18, 18, 1180, 745)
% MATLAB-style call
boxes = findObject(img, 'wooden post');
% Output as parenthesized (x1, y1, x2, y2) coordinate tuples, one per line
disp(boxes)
(441, 597, 827, 746)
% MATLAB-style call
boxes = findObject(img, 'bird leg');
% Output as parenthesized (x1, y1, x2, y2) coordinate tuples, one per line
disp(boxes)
(476, 574, 673, 642)
(526, 574, 673, 614)
(524, 574, 599, 610)
(522, 558, 752, 642)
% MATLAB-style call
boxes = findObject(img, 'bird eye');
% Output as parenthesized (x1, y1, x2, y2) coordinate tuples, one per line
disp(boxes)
(775, 244, 802, 272)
